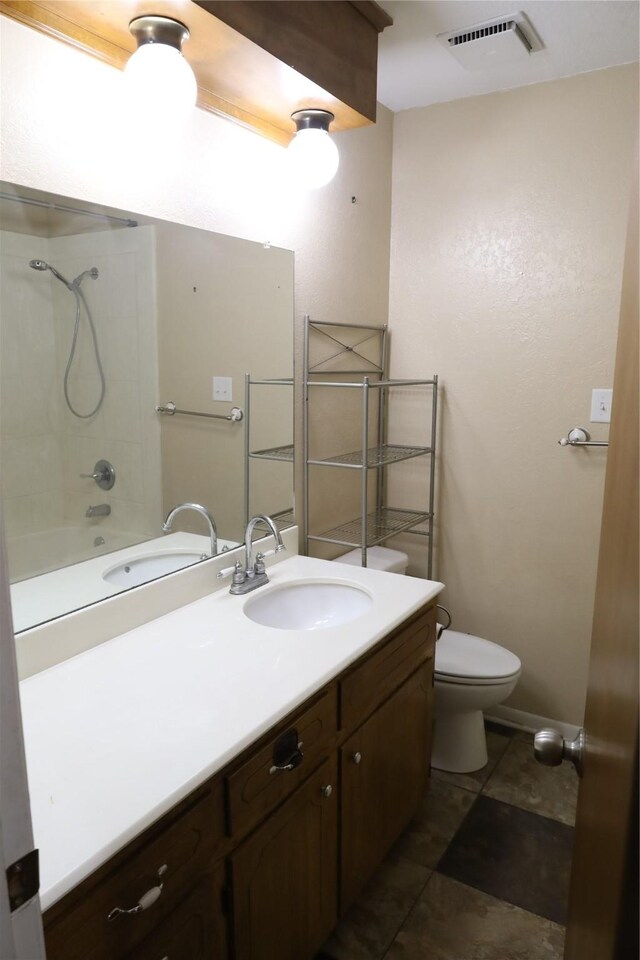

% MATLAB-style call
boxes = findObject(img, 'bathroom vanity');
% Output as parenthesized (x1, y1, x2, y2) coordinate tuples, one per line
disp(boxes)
(18, 555, 442, 960)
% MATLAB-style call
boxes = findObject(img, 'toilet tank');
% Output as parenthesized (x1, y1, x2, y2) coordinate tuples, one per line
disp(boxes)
(333, 546, 409, 575)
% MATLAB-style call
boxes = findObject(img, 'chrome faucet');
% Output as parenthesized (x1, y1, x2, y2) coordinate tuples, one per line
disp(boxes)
(219, 514, 285, 595)
(162, 502, 218, 558)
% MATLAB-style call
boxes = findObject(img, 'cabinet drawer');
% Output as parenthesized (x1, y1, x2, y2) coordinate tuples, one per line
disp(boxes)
(128, 865, 227, 960)
(44, 779, 225, 960)
(340, 605, 435, 732)
(227, 685, 337, 839)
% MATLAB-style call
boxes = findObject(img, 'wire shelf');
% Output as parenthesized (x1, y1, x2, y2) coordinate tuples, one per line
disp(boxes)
(308, 507, 431, 548)
(249, 444, 295, 462)
(309, 444, 431, 469)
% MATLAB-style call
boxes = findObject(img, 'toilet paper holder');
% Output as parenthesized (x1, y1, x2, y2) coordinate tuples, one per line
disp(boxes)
(436, 604, 451, 640)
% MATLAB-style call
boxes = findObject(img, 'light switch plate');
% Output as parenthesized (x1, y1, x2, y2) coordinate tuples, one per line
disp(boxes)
(590, 388, 612, 423)
(213, 376, 232, 402)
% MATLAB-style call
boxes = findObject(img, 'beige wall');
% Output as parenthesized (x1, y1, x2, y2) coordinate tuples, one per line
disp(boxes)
(389, 65, 638, 725)
(155, 224, 294, 541)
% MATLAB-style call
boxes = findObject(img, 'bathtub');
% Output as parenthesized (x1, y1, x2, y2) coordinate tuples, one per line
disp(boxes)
(9, 531, 239, 634)
(7, 524, 141, 583)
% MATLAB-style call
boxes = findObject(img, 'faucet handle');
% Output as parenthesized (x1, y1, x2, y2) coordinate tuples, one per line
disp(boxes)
(217, 560, 244, 581)
(80, 459, 116, 490)
(254, 545, 286, 575)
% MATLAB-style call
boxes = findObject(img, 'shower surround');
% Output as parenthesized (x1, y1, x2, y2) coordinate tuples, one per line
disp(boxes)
(0, 224, 161, 582)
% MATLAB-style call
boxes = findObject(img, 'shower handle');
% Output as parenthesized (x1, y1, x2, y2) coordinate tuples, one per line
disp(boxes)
(81, 459, 116, 491)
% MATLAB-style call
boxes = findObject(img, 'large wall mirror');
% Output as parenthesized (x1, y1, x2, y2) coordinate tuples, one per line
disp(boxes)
(0, 181, 294, 633)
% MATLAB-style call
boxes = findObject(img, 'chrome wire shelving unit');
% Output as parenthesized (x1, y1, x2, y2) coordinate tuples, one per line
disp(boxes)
(302, 317, 438, 578)
(243, 374, 295, 529)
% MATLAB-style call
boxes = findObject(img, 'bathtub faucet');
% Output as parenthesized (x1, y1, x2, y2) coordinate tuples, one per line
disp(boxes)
(162, 502, 218, 558)
(86, 503, 111, 518)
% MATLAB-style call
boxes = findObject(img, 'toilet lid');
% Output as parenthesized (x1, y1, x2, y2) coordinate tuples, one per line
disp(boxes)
(435, 629, 521, 681)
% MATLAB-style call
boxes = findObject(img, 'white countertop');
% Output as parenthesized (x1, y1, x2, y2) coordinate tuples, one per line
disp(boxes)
(19, 555, 443, 911)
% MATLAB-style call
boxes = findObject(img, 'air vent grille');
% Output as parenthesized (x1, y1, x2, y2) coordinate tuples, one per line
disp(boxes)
(449, 21, 531, 53)
(437, 12, 544, 67)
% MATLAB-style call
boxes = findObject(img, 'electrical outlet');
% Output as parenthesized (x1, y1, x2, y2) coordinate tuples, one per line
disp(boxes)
(590, 388, 612, 423)
(213, 377, 232, 402)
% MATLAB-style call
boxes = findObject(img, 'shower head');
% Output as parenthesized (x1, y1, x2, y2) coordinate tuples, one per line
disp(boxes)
(73, 267, 99, 285)
(28, 258, 72, 289)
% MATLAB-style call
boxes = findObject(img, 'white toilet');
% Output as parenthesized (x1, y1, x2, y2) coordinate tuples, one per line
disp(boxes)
(432, 629, 521, 773)
(333, 546, 522, 774)
(333, 545, 409, 574)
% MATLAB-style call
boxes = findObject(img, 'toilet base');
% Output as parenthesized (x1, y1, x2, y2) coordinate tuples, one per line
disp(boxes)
(431, 708, 488, 773)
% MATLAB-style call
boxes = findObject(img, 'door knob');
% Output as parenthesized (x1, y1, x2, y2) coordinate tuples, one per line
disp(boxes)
(534, 727, 585, 777)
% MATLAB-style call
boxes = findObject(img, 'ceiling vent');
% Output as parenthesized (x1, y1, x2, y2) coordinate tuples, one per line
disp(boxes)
(437, 12, 543, 71)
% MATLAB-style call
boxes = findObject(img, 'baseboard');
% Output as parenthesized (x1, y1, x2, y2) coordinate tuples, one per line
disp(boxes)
(485, 705, 581, 741)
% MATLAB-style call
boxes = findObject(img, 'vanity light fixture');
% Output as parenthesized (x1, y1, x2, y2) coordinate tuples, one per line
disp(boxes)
(125, 15, 197, 116)
(287, 109, 340, 188)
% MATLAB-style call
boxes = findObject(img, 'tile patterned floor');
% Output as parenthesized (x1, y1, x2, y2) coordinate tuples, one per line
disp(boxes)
(318, 722, 578, 960)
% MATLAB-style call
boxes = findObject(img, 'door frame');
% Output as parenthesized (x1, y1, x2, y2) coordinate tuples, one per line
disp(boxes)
(0, 501, 46, 958)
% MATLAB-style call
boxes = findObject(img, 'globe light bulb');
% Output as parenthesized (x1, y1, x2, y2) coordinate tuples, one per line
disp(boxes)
(125, 17, 197, 120)
(287, 110, 340, 189)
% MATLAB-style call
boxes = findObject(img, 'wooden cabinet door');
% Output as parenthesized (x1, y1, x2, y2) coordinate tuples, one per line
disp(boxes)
(340, 661, 433, 913)
(231, 756, 338, 960)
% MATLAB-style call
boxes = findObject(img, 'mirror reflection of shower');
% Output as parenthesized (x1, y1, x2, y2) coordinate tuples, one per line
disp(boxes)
(28, 258, 105, 419)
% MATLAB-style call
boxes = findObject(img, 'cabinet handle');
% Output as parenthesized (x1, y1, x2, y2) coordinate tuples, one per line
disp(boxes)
(269, 735, 303, 775)
(107, 865, 167, 922)
(351, 752, 362, 765)
(321, 784, 333, 798)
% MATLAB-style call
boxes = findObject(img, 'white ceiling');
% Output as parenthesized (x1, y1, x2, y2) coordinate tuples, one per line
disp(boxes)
(376, 0, 640, 111)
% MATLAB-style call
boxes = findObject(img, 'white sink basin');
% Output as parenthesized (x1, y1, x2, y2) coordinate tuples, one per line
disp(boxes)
(103, 550, 205, 588)
(243, 580, 372, 630)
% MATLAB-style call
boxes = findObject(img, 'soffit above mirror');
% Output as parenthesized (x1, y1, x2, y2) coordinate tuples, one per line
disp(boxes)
(0, 0, 392, 145)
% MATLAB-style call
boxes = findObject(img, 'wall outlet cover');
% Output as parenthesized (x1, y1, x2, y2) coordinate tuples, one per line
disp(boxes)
(213, 376, 233, 402)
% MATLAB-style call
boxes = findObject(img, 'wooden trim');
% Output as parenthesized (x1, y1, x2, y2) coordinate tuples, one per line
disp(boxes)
(0, 1, 129, 66)
(349, 1, 394, 33)
(0, 0, 382, 144)
(194, 0, 382, 121)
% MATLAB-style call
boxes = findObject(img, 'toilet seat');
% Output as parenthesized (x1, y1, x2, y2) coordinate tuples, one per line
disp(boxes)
(435, 629, 521, 686)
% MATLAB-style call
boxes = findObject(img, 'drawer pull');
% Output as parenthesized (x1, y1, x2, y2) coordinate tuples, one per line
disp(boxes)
(351, 751, 362, 765)
(321, 784, 333, 798)
(107, 865, 167, 921)
(269, 728, 304, 774)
